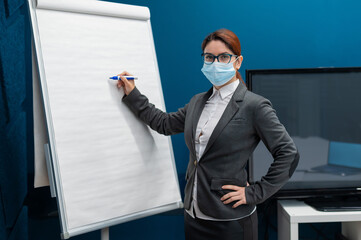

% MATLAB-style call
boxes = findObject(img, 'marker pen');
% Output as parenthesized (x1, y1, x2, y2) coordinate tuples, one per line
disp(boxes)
(109, 76, 138, 80)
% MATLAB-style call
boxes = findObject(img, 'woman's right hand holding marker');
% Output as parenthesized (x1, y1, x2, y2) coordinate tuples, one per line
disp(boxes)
(117, 71, 135, 95)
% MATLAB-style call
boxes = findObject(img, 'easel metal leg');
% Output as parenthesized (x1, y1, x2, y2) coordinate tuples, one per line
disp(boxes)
(101, 227, 109, 240)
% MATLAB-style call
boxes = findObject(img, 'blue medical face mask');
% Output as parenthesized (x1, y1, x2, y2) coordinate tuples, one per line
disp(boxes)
(201, 58, 239, 87)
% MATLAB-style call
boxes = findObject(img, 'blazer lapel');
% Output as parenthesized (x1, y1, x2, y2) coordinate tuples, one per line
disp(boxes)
(200, 83, 247, 160)
(190, 88, 213, 156)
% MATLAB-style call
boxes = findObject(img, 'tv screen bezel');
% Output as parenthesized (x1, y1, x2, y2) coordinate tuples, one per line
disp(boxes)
(246, 67, 361, 199)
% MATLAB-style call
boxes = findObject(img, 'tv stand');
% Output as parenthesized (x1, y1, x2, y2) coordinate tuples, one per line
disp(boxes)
(305, 195, 361, 212)
(278, 200, 361, 240)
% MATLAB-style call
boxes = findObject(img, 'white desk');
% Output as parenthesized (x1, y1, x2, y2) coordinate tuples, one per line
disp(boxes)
(277, 200, 361, 240)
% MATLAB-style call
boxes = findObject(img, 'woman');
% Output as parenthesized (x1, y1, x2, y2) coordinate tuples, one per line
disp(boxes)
(117, 29, 299, 240)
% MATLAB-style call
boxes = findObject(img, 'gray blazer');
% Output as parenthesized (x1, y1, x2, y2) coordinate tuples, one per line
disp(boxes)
(123, 82, 299, 219)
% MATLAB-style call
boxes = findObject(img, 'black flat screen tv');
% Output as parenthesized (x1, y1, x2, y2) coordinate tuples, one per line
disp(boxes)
(246, 67, 361, 199)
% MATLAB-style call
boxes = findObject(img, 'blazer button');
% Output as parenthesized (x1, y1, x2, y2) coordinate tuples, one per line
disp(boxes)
(194, 160, 197, 166)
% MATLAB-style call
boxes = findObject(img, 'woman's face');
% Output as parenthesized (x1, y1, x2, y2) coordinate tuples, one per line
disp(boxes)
(203, 40, 243, 72)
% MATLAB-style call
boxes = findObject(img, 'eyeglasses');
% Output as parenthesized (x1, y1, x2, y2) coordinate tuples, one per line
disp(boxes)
(201, 53, 238, 65)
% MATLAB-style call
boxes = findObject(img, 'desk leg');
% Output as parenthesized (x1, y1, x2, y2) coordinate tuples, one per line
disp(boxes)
(342, 222, 361, 240)
(278, 204, 298, 240)
(289, 223, 298, 240)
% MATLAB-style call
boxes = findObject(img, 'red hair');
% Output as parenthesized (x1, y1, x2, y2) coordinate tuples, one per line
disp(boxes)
(201, 29, 245, 86)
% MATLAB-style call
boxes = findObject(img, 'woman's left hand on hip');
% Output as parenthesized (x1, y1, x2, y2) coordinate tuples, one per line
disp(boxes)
(220, 182, 249, 208)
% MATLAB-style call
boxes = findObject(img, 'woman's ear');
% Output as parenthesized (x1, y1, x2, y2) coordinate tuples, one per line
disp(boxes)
(237, 55, 243, 70)
(235, 55, 243, 70)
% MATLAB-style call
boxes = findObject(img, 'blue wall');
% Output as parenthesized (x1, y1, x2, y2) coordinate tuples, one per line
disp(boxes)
(109, 0, 361, 179)
(0, 0, 30, 239)
(1, 0, 361, 239)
